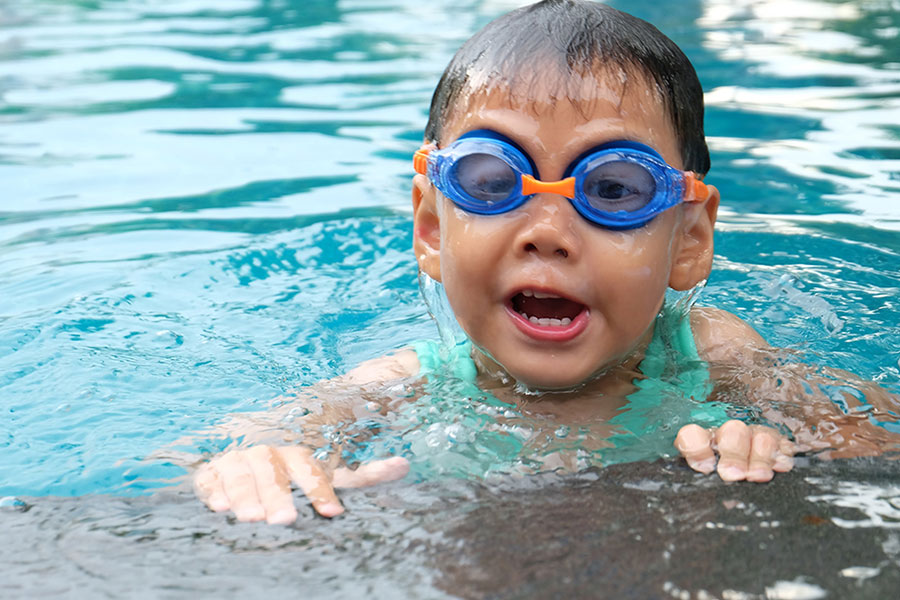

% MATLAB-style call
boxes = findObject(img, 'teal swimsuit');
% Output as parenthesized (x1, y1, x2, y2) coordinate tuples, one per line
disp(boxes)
(410, 305, 730, 468)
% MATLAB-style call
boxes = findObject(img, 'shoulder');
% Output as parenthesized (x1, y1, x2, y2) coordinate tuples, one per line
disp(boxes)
(337, 349, 421, 386)
(690, 306, 769, 364)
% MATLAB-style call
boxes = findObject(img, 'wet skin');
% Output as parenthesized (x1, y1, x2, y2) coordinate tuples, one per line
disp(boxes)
(412, 71, 719, 391)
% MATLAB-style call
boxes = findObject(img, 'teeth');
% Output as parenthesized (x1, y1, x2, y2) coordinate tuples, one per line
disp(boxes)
(522, 313, 572, 327)
(521, 289, 561, 299)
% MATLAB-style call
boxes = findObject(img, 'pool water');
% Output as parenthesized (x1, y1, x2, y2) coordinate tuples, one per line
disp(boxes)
(2, 0, 899, 597)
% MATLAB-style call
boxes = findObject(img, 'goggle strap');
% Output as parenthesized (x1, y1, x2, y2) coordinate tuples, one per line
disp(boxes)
(684, 173, 710, 203)
(413, 146, 434, 175)
(521, 174, 576, 199)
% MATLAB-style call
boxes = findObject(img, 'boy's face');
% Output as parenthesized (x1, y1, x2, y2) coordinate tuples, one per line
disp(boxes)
(413, 71, 718, 390)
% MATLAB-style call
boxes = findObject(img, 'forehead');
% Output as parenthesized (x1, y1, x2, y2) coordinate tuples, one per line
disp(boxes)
(442, 65, 682, 168)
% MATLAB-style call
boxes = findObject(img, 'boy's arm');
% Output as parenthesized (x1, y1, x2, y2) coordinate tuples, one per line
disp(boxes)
(193, 350, 419, 523)
(678, 306, 899, 479)
(671, 307, 793, 481)
(336, 349, 421, 385)
(692, 305, 900, 438)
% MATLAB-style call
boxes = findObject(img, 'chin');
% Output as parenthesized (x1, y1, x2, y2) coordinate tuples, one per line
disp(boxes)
(502, 351, 629, 392)
(473, 342, 604, 391)
(506, 366, 591, 392)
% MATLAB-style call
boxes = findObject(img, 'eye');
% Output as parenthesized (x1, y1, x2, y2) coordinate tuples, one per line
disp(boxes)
(455, 153, 518, 203)
(594, 180, 632, 199)
(582, 161, 656, 212)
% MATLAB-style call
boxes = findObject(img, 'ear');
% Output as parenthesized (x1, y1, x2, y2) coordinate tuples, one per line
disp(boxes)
(668, 184, 719, 291)
(412, 173, 442, 282)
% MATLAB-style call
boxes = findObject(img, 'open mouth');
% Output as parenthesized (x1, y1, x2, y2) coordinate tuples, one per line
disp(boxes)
(509, 289, 586, 327)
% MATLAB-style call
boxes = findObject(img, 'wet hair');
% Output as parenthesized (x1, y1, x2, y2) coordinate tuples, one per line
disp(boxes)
(424, 0, 710, 175)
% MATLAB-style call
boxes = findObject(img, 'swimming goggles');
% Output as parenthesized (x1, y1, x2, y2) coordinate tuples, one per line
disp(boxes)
(413, 129, 710, 229)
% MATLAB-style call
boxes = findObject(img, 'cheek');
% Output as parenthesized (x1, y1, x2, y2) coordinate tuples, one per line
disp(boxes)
(615, 266, 669, 313)
(599, 226, 673, 272)
(597, 225, 677, 310)
(438, 209, 511, 287)
(438, 237, 492, 326)
(440, 256, 493, 344)
(440, 252, 473, 298)
(439, 232, 483, 288)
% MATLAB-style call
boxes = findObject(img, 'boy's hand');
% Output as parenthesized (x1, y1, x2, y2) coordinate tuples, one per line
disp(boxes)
(193, 445, 409, 524)
(674, 420, 795, 482)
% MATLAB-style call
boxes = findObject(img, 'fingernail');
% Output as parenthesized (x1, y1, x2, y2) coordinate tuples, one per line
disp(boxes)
(388, 457, 411, 477)
(267, 508, 298, 525)
(774, 455, 795, 471)
(719, 466, 745, 481)
(747, 468, 774, 482)
(207, 495, 230, 512)
(317, 502, 344, 518)
(693, 458, 716, 473)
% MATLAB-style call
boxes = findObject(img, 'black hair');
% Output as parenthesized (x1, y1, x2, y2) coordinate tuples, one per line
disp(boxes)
(424, 0, 710, 175)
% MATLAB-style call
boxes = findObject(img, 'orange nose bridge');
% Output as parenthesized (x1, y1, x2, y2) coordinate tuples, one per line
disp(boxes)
(521, 174, 576, 199)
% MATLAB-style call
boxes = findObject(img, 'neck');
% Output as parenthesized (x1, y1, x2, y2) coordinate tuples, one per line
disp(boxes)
(468, 326, 655, 423)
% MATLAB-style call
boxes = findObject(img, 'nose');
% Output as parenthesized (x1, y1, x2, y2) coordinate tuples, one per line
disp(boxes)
(514, 194, 581, 260)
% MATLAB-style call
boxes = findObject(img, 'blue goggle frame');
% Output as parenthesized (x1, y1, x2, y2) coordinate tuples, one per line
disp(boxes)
(413, 129, 709, 230)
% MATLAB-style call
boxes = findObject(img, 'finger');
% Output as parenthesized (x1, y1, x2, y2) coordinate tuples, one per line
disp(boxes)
(277, 446, 344, 518)
(193, 462, 230, 513)
(715, 420, 752, 481)
(332, 457, 410, 489)
(216, 451, 269, 522)
(774, 438, 796, 472)
(674, 424, 716, 474)
(245, 446, 298, 525)
(745, 428, 780, 482)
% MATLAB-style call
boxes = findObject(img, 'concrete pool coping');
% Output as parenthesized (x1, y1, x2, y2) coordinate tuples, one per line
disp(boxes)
(3, 457, 898, 598)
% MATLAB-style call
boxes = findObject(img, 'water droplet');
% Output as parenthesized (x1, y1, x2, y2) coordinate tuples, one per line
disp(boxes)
(0, 496, 28, 512)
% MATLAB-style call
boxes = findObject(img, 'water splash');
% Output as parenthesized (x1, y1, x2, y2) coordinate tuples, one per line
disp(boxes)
(752, 272, 844, 334)
(417, 270, 468, 349)
(807, 477, 900, 529)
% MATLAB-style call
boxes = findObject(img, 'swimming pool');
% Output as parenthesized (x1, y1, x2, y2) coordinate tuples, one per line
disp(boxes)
(2, 0, 899, 597)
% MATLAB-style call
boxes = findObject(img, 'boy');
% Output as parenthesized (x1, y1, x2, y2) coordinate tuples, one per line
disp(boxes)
(193, 0, 895, 525)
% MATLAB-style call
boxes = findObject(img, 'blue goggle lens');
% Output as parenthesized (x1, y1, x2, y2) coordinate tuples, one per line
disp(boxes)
(453, 151, 660, 215)
(580, 159, 657, 214)
(456, 153, 518, 204)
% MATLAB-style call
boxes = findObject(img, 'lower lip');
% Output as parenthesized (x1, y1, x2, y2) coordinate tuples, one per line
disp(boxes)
(505, 305, 590, 342)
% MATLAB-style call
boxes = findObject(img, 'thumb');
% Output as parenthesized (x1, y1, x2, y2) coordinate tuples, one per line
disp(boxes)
(332, 456, 410, 489)
(675, 424, 717, 474)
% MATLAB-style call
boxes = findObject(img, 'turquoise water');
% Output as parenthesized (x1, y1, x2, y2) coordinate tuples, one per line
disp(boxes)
(2, 0, 900, 542)
(3, 1, 900, 597)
